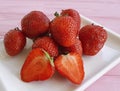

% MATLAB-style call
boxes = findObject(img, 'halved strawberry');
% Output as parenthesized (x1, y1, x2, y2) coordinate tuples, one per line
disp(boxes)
(21, 48, 55, 82)
(55, 52, 84, 84)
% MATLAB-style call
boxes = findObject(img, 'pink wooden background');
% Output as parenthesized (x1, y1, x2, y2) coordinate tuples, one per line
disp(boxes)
(0, 0, 120, 91)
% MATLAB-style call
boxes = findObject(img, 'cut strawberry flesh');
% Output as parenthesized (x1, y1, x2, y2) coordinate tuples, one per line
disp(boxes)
(55, 53, 84, 84)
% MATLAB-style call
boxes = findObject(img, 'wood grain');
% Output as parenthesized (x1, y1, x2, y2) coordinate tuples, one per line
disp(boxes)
(0, 0, 120, 91)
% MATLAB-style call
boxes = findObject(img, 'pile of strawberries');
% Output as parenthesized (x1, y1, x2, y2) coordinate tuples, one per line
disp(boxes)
(3, 9, 107, 84)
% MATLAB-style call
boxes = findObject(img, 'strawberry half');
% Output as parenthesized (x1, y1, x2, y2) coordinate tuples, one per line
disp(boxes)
(55, 52, 84, 84)
(21, 48, 55, 82)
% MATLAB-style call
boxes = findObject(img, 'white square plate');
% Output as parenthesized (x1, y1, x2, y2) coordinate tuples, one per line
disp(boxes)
(0, 15, 120, 91)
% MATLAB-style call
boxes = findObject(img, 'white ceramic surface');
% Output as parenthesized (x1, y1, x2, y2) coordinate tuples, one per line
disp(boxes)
(0, 16, 120, 91)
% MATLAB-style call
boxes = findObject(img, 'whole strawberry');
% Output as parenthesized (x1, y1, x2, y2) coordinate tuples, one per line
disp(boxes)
(61, 9, 81, 30)
(21, 48, 55, 82)
(4, 28, 26, 56)
(55, 52, 84, 84)
(62, 38, 83, 56)
(21, 11, 50, 39)
(50, 15, 78, 47)
(32, 36, 59, 58)
(79, 24, 107, 55)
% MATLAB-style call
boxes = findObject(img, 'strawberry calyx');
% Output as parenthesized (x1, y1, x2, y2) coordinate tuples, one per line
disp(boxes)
(14, 27, 20, 31)
(42, 49, 54, 67)
(54, 12, 60, 17)
(54, 11, 68, 17)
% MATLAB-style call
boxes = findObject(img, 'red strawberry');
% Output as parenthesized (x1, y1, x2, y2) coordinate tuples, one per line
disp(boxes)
(21, 48, 55, 82)
(79, 24, 107, 55)
(62, 38, 83, 56)
(32, 36, 59, 58)
(55, 52, 84, 84)
(61, 9, 81, 30)
(21, 11, 50, 39)
(50, 15, 78, 47)
(4, 28, 26, 56)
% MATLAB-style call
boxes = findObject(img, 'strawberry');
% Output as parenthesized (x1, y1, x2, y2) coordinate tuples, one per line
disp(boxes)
(50, 15, 78, 47)
(4, 28, 26, 56)
(21, 48, 55, 82)
(61, 9, 81, 30)
(21, 11, 50, 39)
(79, 24, 107, 55)
(62, 38, 83, 56)
(55, 52, 84, 84)
(32, 36, 59, 58)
